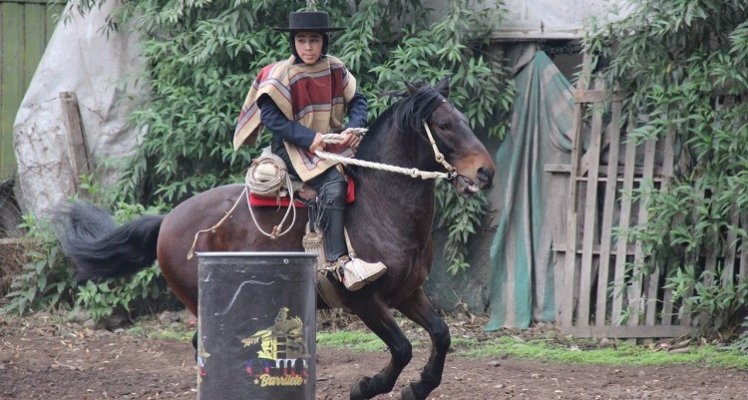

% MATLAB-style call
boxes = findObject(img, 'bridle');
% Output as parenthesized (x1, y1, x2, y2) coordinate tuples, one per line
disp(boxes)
(421, 120, 457, 179)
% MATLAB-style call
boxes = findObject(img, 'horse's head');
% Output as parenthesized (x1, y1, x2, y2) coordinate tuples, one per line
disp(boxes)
(406, 78, 496, 194)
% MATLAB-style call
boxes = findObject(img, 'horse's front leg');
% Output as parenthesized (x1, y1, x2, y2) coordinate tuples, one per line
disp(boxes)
(395, 288, 450, 400)
(348, 298, 413, 400)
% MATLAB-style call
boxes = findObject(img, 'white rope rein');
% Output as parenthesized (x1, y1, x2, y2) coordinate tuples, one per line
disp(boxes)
(315, 122, 456, 180)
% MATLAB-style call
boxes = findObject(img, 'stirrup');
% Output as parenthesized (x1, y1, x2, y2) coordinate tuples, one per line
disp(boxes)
(338, 257, 387, 291)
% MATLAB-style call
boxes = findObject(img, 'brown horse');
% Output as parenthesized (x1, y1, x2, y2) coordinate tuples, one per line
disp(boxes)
(57, 78, 495, 400)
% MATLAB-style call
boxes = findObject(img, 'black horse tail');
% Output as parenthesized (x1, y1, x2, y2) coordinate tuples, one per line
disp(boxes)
(56, 201, 164, 282)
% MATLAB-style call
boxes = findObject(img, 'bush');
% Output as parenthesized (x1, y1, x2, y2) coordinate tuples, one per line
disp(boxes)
(2, 202, 176, 323)
(2, 214, 75, 315)
(584, 1, 748, 333)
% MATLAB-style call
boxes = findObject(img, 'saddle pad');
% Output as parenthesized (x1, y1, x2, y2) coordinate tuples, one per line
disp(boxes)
(249, 178, 356, 208)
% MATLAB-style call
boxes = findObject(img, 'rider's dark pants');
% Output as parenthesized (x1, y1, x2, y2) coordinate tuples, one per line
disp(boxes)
(275, 146, 348, 262)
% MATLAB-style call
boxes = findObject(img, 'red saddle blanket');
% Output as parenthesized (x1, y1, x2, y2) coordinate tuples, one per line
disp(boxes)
(248, 178, 356, 208)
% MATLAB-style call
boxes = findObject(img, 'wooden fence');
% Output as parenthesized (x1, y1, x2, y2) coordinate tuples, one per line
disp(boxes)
(554, 57, 747, 338)
(0, 0, 61, 179)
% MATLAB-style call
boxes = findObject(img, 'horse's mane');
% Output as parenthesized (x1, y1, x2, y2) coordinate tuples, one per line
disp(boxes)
(354, 82, 447, 163)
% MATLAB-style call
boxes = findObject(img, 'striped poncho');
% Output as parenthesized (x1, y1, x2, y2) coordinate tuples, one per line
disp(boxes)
(233, 56, 358, 181)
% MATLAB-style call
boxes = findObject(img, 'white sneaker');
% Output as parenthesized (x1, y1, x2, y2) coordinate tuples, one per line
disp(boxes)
(340, 257, 387, 291)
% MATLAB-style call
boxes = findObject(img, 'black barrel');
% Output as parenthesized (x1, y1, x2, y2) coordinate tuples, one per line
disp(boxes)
(196, 252, 317, 400)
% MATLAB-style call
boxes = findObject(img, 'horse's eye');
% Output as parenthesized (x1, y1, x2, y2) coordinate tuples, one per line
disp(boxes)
(438, 122, 450, 130)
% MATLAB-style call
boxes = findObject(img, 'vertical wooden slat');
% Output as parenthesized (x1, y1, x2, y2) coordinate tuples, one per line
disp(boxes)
(678, 190, 707, 327)
(612, 121, 637, 326)
(0, 2, 6, 177)
(595, 97, 622, 327)
(703, 231, 718, 287)
(1, 2, 25, 179)
(561, 54, 592, 328)
(23, 3, 46, 90)
(1, 0, 61, 179)
(578, 78, 605, 327)
(659, 129, 676, 325)
(722, 211, 739, 289)
(642, 138, 662, 326)
(630, 138, 655, 326)
(739, 214, 748, 282)
(693, 225, 720, 327)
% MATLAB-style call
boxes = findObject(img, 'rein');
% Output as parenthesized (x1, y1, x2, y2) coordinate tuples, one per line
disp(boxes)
(315, 122, 457, 181)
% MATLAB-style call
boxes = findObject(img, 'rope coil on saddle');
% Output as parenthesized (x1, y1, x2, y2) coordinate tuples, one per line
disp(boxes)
(244, 154, 297, 239)
(245, 152, 288, 196)
(187, 153, 297, 259)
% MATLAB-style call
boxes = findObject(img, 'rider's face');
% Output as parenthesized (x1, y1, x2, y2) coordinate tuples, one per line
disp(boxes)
(294, 32, 323, 65)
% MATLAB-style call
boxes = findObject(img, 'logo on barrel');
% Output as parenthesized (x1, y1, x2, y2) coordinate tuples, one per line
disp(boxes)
(242, 307, 309, 387)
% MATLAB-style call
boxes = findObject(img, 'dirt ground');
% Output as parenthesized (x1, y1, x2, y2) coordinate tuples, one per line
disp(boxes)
(1, 312, 747, 400)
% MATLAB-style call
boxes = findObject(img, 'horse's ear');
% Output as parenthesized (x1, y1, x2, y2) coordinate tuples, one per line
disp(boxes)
(435, 77, 450, 97)
(405, 81, 418, 95)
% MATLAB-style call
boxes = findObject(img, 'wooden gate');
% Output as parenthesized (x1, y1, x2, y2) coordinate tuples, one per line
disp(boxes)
(555, 56, 748, 338)
(0, 0, 61, 179)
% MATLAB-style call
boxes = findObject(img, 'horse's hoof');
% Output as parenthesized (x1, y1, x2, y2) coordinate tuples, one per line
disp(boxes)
(401, 383, 421, 400)
(350, 377, 372, 400)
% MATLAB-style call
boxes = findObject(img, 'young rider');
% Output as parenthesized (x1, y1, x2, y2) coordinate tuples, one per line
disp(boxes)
(233, 11, 386, 291)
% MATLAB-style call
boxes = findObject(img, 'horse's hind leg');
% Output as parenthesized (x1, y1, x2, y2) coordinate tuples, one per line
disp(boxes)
(348, 299, 413, 400)
(395, 288, 450, 400)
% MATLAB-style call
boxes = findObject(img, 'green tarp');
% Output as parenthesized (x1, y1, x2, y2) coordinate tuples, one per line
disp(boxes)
(486, 51, 575, 330)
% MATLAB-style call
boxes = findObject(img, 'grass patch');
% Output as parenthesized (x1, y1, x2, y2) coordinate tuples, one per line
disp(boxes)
(458, 336, 748, 369)
(146, 329, 194, 342)
(318, 330, 748, 370)
(317, 331, 386, 352)
(126, 314, 194, 342)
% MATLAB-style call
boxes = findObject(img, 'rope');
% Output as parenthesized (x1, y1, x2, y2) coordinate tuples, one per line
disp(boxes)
(315, 123, 456, 180)
(245, 168, 297, 239)
(186, 188, 246, 260)
(320, 127, 368, 144)
(314, 151, 451, 180)
(422, 121, 455, 173)
(245, 152, 287, 196)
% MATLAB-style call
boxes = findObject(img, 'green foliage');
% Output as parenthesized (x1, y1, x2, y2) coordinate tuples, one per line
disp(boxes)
(584, 1, 748, 333)
(3, 215, 76, 315)
(729, 317, 748, 355)
(3, 175, 174, 321)
(435, 182, 488, 274)
(75, 265, 168, 322)
(352, 0, 514, 138)
(89, 0, 512, 274)
(661, 264, 748, 332)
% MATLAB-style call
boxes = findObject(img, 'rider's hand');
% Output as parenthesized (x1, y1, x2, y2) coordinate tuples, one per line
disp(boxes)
(309, 132, 326, 154)
(340, 128, 363, 149)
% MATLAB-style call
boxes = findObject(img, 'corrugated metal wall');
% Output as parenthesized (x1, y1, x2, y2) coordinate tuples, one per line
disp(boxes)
(0, 0, 61, 179)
